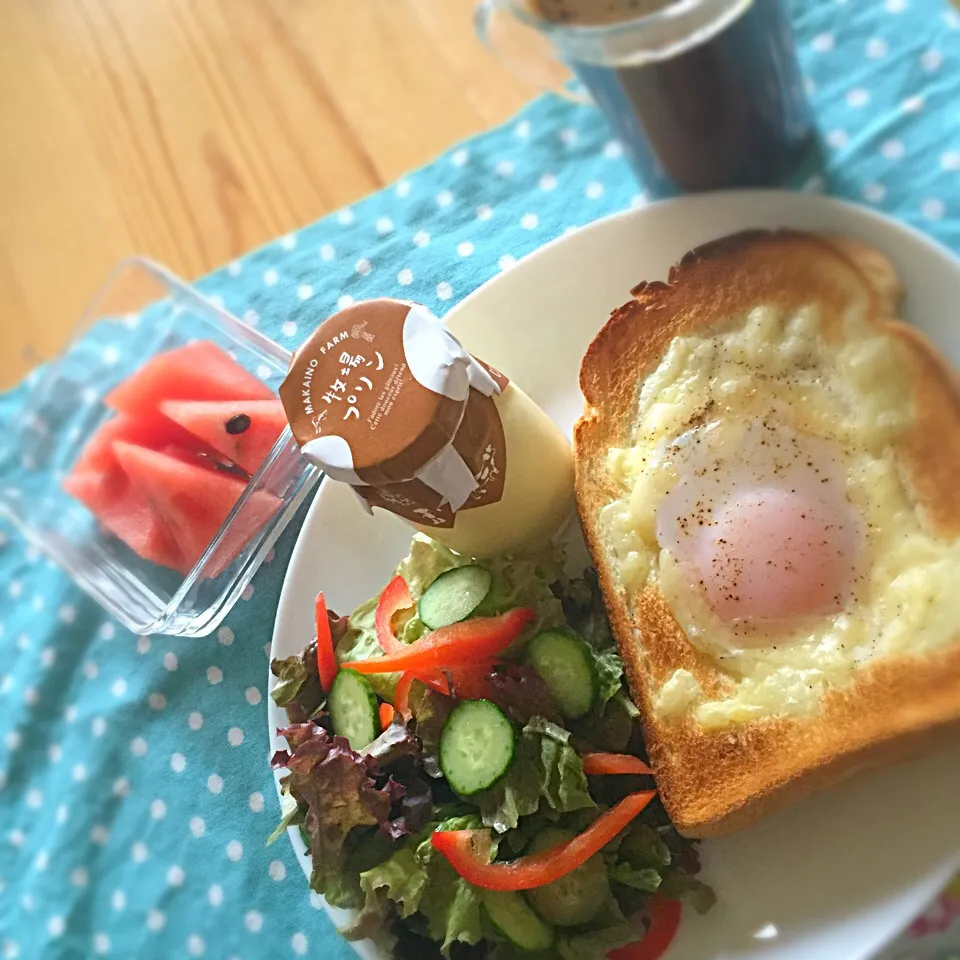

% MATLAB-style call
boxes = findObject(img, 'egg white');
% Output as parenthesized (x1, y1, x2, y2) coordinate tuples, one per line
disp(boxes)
(601, 303, 960, 728)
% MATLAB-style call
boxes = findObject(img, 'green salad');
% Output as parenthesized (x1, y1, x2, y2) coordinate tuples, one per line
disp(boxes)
(270, 535, 714, 960)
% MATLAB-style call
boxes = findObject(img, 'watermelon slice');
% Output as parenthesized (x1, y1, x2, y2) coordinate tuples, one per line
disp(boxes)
(159, 399, 288, 474)
(73, 412, 205, 476)
(113, 441, 281, 575)
(105, 340, 274, 417)
(62, 470, 185, 572)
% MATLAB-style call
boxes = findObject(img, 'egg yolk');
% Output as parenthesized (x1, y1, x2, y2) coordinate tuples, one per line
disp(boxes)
(695, 486, 854, 622)
(655, 419, 861, 626)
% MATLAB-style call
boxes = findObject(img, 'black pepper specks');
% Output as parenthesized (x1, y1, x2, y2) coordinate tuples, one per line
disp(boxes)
(656, 416, 862, 628)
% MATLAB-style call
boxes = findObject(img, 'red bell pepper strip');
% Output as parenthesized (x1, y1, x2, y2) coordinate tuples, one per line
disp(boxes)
(608, 897, 682, 960)
(415, 665, 497, 700)
(393, 671, 418, 718)
(379, 702, 395, 730)
(415, 671, 451, 697)
(430, 790, 656, 891)
(394, 663, 497, 718)
(581, 753, 653, 776)
(446, 664, 497, 700)
(342, 608, 534, 676)
(393, 671, 453, 719)
(315, 592, 338, 691)
(375, 575, 413, 654)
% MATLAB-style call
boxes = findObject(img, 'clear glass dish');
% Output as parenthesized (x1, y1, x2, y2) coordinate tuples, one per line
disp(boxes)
(0, 257, 320, 636)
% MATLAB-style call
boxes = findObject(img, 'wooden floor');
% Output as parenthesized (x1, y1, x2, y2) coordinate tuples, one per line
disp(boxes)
(0, 0, 540, 389)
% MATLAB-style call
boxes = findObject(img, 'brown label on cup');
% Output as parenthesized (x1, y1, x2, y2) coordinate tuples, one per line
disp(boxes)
(281, 298, 512, 527)
(480, 360, 510, 393)
(280, 300, 462, 482)
(355, 386, 508, 528)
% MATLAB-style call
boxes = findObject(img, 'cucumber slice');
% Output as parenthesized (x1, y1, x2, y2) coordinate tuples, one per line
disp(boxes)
(328, 669, 379, 750)
(524, 630, 599, 719)
(525, 828, 611, 928)
(439, 699, 515, 795)
(419, 565, 493, 630)
(483, 890, 555, 952)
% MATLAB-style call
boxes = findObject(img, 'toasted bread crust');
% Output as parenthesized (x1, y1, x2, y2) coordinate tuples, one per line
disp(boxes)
(574, 230, 960, 837)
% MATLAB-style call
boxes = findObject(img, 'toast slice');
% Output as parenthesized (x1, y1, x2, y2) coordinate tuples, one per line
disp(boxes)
(574, 230, 960, 837)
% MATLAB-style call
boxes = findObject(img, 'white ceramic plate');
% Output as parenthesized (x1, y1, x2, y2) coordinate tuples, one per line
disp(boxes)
(269, 190, 960, 960)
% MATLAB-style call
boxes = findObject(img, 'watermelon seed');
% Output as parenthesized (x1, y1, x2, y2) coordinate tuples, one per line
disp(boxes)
(225, 414, 251, 435)
(195, 451, 249, 480)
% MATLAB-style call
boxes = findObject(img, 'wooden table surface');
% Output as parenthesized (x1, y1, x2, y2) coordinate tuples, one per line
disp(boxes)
(0, 0, 543, 390)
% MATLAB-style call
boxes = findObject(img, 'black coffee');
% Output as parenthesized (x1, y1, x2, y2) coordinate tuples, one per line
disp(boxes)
(534, 0, 818, 194)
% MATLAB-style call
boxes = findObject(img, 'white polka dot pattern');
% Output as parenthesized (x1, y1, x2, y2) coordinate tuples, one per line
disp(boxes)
(0, 6, 958, 956)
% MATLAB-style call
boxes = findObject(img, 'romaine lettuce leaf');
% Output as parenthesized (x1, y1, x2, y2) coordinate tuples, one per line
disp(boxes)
(487, 897, 640, 960)
(400, 614, 430, 646)
(339, 888, 396, 951)
(409, 683, 454, 779)
(322, 870, 365, 911)
(334, 537, 579, 703)
(333, 538, 460, 699)
(270, 643, 324, 722)
(477, 550, 566, 630)
(270, 654, 310, 707)
(618, 823, 672, 870)
(395, 535, 462, 596)
(266, 781, 305, 846)
(360, 816, 493, 958)
(476, 717, 594, 833)
(360, 842, 428, 919)
(554, 920, 641, 960)
(362, 720, 420, 767)
(398, 535, 568, 642)
(335, 595, 379, 663)
(553, 568, 625, 707)
(572, 695, 634, 754)
(476, 731, 541, 833)
(609, 863, 663, 893)
(334, 595, 400, 700)
(658, 869, 717, 914)
(593, 649, 624, 706)
(555, 567, 615, 651)
(419, 867, 483, 956)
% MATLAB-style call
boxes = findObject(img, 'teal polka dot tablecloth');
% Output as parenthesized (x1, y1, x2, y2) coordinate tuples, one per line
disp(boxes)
(3, 1, 960, 958)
